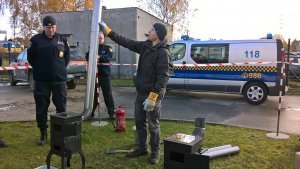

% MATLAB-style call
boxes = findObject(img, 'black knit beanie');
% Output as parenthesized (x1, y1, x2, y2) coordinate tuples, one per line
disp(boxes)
(43, 16, 56, 26)
(153, 23, 167, 41)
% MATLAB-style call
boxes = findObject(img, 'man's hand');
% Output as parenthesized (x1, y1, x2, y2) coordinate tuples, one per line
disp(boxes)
(97, 55, 100, 62)
(99, 21, 112, 36)
(143, 92, 159, 112)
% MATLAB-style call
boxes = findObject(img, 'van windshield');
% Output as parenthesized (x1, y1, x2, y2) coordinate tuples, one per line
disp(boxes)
(169, 43, 186, 61)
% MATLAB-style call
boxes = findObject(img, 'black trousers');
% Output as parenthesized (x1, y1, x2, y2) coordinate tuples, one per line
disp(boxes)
(134, 93, 162, 153)
(93, 76, 115, 116)
(34, 81, 67, 129)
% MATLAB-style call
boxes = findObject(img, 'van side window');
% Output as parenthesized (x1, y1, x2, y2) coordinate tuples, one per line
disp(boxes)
(191, 45, 229, 63)
(168, 43, 186, 61)
(209, 46, 229, 63)
(191, 46, 209, 63)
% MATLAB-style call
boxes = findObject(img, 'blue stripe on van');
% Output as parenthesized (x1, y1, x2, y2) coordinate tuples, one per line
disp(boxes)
(170, 70, 277, 82)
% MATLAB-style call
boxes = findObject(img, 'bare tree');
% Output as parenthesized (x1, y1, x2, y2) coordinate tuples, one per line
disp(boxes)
(137, 0, 195, 39)
(291, 39, 300, 52)
(0, 0, 7, 14)
(4, 0, 93, 43)
(274, 34, 288, 50)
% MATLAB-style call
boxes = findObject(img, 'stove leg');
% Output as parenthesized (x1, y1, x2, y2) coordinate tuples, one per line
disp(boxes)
(67, 157, 71, 167)
(79, 151, 86, 169)
(61, 157, 68, 169)
(46, 151, 53, 169)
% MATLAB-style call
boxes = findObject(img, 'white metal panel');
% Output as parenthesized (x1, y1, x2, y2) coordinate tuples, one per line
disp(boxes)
(229, 42, 277, 64)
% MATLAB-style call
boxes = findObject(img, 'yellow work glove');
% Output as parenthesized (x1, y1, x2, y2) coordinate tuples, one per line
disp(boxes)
(143, 92, 159, 112)
(99, 21, 112, 36)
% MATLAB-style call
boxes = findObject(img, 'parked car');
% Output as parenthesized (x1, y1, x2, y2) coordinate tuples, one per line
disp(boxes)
(0, 41, 22, 53)
(9, 46, 86, 90)
(287, 53, 300, 79)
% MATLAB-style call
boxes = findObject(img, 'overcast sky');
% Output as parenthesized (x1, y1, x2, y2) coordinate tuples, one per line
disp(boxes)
(0, 0, 299, 40)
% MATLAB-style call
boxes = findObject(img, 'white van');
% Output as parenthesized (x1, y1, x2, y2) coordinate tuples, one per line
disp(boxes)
(167, 36, 286, 105)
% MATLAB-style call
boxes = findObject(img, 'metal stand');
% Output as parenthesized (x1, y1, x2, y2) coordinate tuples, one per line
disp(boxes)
(91, 120, 109, 127)
(46, 150, 85, 169)
(266, 133, 289, 139)
(90, 71, 109, 127)
(34, 165, 57, 169)
(267, 48, 289, 139)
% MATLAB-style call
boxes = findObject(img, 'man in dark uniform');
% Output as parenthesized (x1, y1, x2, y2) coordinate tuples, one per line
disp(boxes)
(100, 21, 171, 164)
(85, 31, 115, 119)
(27, 16, 70, 146)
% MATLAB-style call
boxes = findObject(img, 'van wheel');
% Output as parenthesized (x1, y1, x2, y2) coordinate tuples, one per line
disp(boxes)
(243, 82, 268, 105)
(28, 71, 35, 91)
(9, 71, 17, 86)
(67, 80, 76, 89)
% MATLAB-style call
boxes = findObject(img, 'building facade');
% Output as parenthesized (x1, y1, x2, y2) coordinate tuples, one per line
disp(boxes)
(44, 7, 171, 77)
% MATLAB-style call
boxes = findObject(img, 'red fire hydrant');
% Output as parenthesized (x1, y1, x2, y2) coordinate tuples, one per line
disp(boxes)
(115, 105, 125, 132)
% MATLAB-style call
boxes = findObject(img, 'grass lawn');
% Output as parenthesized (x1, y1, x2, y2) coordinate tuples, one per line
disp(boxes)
(289, 80, 300, 88)
(0, 71, 9, 79)
(2, 59, 10, 66)
(111, 78, 133, 86)
(0, 120, 298, 169)
(78, 79, 133, 87)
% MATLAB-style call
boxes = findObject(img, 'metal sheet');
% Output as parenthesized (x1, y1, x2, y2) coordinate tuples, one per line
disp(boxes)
(82, 0, 102, 120)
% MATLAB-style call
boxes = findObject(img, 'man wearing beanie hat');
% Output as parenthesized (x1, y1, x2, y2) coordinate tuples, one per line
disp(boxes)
(100, 21, 171, 164)
(28, 15, 70, 146)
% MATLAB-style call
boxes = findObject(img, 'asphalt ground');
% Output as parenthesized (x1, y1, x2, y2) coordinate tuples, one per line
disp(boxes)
(0, 84, 300, 135)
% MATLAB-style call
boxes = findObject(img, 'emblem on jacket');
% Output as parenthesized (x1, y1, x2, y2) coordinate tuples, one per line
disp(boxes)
(57, 41, 64, 45)
(59, 51, 64, 58)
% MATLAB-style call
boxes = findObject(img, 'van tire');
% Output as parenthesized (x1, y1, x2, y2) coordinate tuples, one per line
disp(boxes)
(67, 80, 76, 89)
(9, 71, 17, 86)
(243, 82, 268, 105)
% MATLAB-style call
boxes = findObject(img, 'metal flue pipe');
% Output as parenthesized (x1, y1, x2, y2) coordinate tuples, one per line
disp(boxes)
(202, 146, 240, 159)
(82, 0, 102, 120)
(203, 145, 233, 154)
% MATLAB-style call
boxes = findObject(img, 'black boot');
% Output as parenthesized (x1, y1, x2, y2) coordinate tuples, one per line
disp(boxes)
(149, 151, 160, 164)
(0, 139, 8, 148)
(126, 149, 149, 158)
(108, 110, 116, 120)
(38, 128, 47, 146)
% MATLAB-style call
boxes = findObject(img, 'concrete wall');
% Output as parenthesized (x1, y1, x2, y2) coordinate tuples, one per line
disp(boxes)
(43, 7, 171, 77)
(102, 8, 138, 77)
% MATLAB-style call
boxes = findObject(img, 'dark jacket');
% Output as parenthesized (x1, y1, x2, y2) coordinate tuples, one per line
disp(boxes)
(27, 31, 70, 82)
(85, 44, 113, 77)
(108, 31, 171, 96)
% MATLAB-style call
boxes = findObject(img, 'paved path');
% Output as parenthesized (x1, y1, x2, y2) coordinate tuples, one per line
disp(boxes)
(1, 84, 300, 135)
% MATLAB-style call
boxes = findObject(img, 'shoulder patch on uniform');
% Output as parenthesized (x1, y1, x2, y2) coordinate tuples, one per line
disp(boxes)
(108, 47, 113, 53)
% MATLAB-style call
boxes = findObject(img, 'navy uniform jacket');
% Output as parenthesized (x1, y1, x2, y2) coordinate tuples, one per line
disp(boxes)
(27, 31, 70, 82)
(85, 44, 113, 77)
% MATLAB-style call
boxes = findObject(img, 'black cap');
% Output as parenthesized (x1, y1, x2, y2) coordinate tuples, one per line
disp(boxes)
(43, 16, 56, 26)
(153, 23, 167, 41)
